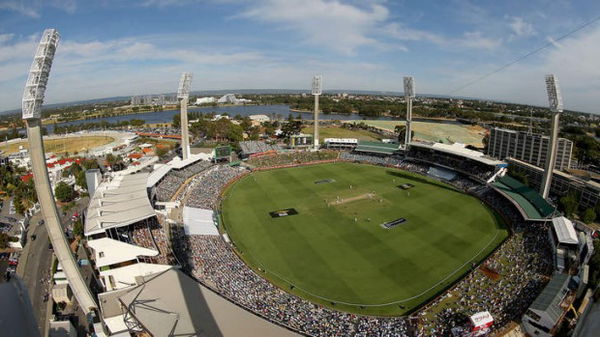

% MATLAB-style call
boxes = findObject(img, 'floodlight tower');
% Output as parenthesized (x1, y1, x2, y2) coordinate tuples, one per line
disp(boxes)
(540, 74, 563, 199)
(177, 72, 193, 160)
(403, 76, 415, 148)
(312, 75, 322, 150)
(22, 29, 97, 314)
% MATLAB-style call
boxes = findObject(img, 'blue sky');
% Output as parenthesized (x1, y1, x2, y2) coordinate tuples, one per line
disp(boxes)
(1, 0, 600, 113)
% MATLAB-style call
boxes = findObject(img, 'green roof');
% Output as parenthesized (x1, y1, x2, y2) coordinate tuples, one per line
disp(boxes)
(354, 141, 399, 155)
(491, 175, 555, 220)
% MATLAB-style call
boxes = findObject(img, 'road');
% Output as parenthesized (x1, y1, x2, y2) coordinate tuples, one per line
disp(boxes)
(17, 196, 92, 336)
(19, 213, 53, 337)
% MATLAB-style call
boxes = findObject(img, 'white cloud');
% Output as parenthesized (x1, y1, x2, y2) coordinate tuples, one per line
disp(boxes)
(508, 16, 536, 39)
(0, 1, 40, 17)
(456, 31, 502, 50)
(385, 24, 501, 51)
(0, 34, 274, 110)
(0, 34, 15, 44)
(546, 36, 562, 48)
(383, 23, 444, 45)
(0, 0, 76, 18)
(431, 25, 600, 113)
(239, 0, 389, 55)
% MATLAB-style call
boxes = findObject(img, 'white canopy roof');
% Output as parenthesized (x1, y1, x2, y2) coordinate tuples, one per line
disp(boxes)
(551, 216, 579, 245)
(85, 172, 155, 236)
(88, 237, 158, 268)
(411, 141, 503, 166)
(325, 138, 358, 144)
(183, 207, 219, 236)
(146, 163, 172, 188)
(146, 154, 212, 188)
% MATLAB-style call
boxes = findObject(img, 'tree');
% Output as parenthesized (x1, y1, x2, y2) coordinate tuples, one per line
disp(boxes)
(263, 122, 276, 138)
(172, 113, 181, 129)
(54, 182, 75, 203)
(156, 147, 169, 159)
(0, 233, 11, 249)
(73, 218, 84, 238)
(508, 168, 529, 187)
(76, 171, 87, 190)
(395, 125, 414, 144)
(589, 240, 600, 288)
(240, 117, 252, 132)
(482, 133, 490, 153)
(281, 121, 303, 138)
(582, 208, 596, 224)
(559, 193, 579, 217)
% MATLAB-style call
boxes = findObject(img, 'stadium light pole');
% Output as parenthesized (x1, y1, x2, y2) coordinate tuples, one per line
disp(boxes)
(177, 72, 193, 160)
(312, 75, 322, 150)
(541, 74, 563, 199)
(403, 76, 415, 148)
(22, 29, 98, 315)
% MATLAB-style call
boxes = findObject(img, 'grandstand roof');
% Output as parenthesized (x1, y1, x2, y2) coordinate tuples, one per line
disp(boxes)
(146, 153, 212, 188)
(146, 163, 172, 188)
(529, 273, 570, 325)
(87, 237, 158, 268)
(354, 141, 399, 155)
(168, 153, 211, 170)
(551, 217, 579, 245)
(118, 269, 300, 337)
(410, 141, 503, 166)
(490, 175, 555, 220)
(85, 173, 155, 236)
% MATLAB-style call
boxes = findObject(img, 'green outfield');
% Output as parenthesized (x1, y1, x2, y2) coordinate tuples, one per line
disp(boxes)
(221, 162, 508, 316)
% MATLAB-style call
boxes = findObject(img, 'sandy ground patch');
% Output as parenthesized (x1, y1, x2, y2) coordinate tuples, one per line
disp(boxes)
(346, 120, 486, 147)
(0, 135, 115, 155)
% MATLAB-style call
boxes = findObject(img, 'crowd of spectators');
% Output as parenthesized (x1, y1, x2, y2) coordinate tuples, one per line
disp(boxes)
(247, 150, 338, 168)
(406, 147, 495, 181)
(155, 160, 213, 201)
(416, 189, 553, 337)
(239, 141, 280, 157)
(130, 217, 178, 265)
(184, 165, 248, 210)
(172, 228, 411, 337)
(131, 222, 155, 251)
(340, 152, 403, 166)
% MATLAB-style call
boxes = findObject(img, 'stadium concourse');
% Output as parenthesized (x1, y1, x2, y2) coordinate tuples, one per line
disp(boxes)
(87, 141, 586, 337)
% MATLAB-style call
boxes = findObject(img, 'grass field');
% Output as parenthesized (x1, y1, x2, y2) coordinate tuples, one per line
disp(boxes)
(0, 136, 115, 155)
(301, 126, 382, 142)
(347, 120, 487, 147)
(222, 163, 508, 316)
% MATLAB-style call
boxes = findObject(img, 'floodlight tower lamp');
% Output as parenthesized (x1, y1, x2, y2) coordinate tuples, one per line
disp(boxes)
(312, 75, 322, 150)
(540, 74, 563, 199)
(22, 29, 60, 120)
(22, 28, 98, 315)
(403, 76, 415, 148)
(545, 74, 563, 112)
(178, 72, 193, 160)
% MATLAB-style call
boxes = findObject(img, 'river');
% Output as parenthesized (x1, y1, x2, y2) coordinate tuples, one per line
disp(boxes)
(45, 104, 462, 134)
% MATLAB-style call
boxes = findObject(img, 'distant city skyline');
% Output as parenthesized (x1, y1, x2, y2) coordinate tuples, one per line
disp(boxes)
(1, 0, 600, 113)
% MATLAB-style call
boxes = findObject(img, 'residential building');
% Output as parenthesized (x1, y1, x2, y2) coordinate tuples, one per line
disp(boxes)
(487, 128, 573, 170)
(507, 157, 600, 210)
